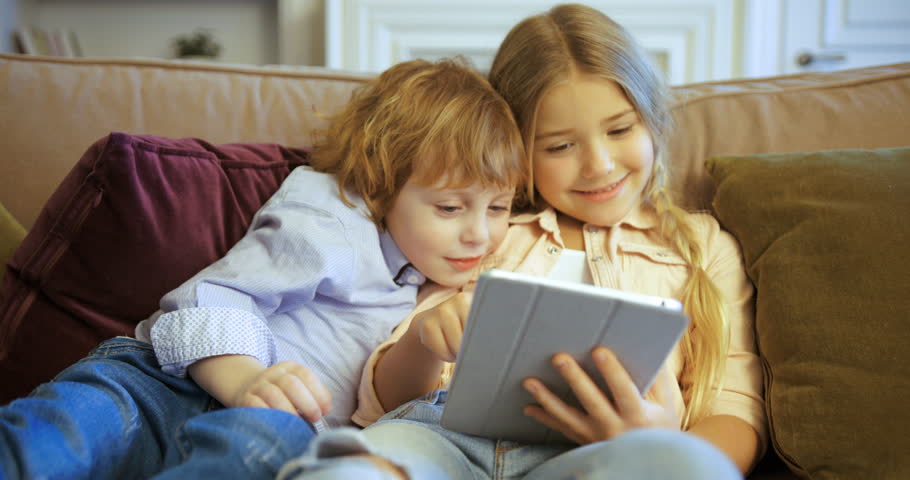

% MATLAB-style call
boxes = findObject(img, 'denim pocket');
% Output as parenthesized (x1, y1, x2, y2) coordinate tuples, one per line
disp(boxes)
(418, 388, 447, 405)
(385, 389, 448, 423)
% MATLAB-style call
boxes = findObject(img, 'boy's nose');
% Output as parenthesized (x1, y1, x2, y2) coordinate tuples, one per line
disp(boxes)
(462, 214, 490, 246)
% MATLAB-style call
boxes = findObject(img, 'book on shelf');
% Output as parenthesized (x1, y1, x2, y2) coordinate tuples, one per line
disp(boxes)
(13, 27, 82, 57)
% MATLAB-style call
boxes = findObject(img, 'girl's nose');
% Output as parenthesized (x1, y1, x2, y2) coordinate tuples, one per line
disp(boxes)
(581, 141, 615, 178)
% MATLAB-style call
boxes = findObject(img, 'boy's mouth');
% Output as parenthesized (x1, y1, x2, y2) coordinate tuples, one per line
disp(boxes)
(445, 256, 482, 271)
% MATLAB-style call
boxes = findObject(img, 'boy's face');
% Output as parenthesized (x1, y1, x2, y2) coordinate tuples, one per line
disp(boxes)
(385, 176, 515, 288)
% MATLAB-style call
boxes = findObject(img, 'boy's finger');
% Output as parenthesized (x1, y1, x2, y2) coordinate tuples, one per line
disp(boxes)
(239, 393, 269, 410)
(422, 328, 452, 362)
(289, 364, 333, 414)
(443, 317, 463, 359)
(281, 375, 323, 421)
(455, 292, 473, 326)
(257, 383, 299, 417)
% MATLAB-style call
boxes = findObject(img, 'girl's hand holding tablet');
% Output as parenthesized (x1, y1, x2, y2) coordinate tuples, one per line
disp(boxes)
(522, 347, 680, 445)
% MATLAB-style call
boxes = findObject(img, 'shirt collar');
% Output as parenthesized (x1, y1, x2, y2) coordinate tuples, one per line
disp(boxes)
(510, 202, 660, 240)
(379, 230, 426, 287)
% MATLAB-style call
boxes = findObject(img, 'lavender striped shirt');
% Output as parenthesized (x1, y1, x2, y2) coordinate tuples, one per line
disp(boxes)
(136, 166, 424, 427)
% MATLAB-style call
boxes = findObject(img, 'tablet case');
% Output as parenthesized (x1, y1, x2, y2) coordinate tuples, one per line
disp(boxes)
(440, 269, 689, 444)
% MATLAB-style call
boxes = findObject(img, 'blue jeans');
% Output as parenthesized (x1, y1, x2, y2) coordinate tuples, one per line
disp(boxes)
(0, 337, 316, 480)
(279, 389, 743, 480)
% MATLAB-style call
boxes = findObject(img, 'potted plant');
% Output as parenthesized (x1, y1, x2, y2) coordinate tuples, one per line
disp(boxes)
(172, 28, 223, 60)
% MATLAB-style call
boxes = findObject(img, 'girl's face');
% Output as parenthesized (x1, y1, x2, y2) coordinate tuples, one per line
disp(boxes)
(532, 73, 655, 227)
(385, 177, 514, 288)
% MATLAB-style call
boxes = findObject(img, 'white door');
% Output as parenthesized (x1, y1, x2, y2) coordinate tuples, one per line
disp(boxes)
(748, 0, 910, 76)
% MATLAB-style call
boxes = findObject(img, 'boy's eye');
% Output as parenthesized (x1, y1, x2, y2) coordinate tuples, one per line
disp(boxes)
(489, 205, 510, 214)
(436, 205, 461, 214)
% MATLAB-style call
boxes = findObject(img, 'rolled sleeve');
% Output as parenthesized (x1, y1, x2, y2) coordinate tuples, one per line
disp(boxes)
(150, 306, 277, 377)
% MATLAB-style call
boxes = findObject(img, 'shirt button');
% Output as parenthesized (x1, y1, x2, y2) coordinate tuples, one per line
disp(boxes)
(407, 275, 419, 284)
(587, 226, 599, 233)
(547, 246, 559, 255)
(591, 256, 604, 262)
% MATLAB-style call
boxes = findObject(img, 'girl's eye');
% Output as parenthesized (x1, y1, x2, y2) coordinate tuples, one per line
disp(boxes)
(608, 125, 633, 136)
(545, 142, 573, 154)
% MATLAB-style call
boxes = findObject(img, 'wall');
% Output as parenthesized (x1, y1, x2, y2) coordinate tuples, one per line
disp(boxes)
(12, 0, 326, 66)
(0, 0, 18, 53)
(325, 0, 746, 83)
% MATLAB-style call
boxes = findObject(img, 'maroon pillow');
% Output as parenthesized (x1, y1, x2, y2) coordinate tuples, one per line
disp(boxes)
(0, 132, 309, 403)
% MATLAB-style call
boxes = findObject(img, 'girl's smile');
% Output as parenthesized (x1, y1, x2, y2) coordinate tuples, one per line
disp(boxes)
(573, 173, 630, 202)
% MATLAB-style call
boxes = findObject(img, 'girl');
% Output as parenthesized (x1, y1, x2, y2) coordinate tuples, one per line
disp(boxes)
(0, 57, 525, 480)
(278, 4, 765, 480)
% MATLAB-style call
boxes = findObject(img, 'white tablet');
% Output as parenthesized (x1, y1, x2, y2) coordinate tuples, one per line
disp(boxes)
(440, 269, 689, 444)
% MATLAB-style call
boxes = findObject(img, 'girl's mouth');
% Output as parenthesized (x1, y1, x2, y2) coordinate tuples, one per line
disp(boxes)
(445, 256, 482, 271)
(574, 174, 629, 202)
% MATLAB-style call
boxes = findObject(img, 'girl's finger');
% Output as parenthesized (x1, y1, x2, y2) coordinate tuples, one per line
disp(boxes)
(522, 404, 586, 445)
(522, 377, 591, 437)
(644, 364, 674, 407)
(550, 353, 618, 425)
(591, 347, 642, 416)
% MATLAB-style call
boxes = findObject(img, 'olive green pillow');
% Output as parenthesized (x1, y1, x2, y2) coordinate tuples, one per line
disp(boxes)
(0, 201, 27, 288)
(707, 148, 910, 479)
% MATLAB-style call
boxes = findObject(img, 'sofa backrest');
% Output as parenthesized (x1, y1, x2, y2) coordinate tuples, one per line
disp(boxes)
(1, 54, 909, 227)
(0, 55, 370, 229)
(668, 63, 910, 210)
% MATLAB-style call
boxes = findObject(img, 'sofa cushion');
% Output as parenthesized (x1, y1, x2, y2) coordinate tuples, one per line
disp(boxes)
(706, 147, 910, 479)
(0, 133, 308, 403)
(0, 201, 26, 288)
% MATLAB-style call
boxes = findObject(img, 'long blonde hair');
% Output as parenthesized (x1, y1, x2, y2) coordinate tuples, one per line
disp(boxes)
(489, 3, 727, 429)
(309, 57, 527, 228)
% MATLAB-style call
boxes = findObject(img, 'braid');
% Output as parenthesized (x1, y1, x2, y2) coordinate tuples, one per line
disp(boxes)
(652, 189, 729, 429)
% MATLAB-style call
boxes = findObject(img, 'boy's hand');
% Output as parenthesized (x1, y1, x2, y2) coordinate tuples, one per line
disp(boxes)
(231, 360, 333, 422)
(410, 291, 473, 362)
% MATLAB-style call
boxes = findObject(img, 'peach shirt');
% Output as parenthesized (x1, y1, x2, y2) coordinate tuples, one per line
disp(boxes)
(352, 204, 768, 446)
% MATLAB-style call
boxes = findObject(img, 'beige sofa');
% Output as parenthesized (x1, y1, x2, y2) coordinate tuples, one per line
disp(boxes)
(1, 53, 908, 479)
